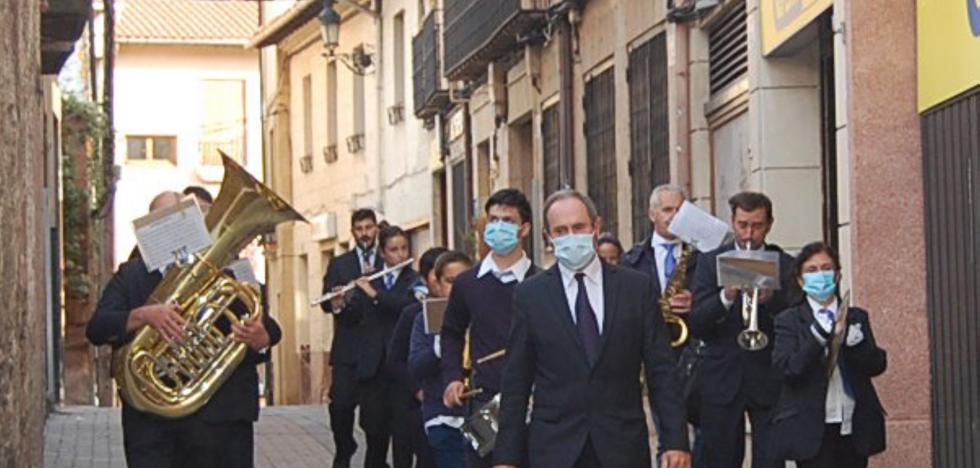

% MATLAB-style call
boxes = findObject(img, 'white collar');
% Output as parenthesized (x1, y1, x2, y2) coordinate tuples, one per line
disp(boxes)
(558, 254, 603, 288)
(807, 296, 839, 316)
(477, 252, 531, 282)
(651, 231, 681, 249)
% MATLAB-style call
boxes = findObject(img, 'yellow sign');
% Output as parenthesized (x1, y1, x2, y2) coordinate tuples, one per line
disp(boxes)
(918, 0, 980, 111)
(761, 0, 833, 55)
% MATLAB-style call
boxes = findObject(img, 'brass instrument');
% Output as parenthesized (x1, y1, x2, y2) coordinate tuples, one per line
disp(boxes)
(113, 154, 305, 418)
(460, 328, 509, 456)
(736, 286, 768, 350)
(310, 258, 415, 306)
(659, 245, 693, 347)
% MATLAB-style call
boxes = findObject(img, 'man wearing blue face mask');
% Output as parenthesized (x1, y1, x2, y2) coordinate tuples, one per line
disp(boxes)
(493, 189, 691, 468)
(440, 188, 539, 468)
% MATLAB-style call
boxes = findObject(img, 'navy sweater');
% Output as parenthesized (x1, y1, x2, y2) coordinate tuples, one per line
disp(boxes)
(439, 265, 536, 400)
(409, 311, 464, 422)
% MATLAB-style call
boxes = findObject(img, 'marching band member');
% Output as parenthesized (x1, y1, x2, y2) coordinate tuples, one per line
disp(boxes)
(493, 189, 690, 468)
(770, 242, 886, 468)
(688, 192, 801, 468)
(388, 247, 450, 468)
(320, 208, 386, 468)
(87, 190, 280, 468)
(440, 189, 539, 468)
(596, 232, 624, 265)
(410, 251, 474, 468)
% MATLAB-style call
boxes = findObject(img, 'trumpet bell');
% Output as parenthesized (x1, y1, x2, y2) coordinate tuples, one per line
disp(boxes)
(737, 329, 769, 351)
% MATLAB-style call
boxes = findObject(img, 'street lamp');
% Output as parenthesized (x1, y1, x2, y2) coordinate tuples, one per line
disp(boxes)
(319, 0, 341, 53)
(318, 0, 377, 75)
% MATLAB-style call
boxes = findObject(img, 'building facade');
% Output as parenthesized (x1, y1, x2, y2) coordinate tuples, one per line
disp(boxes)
(251, 0, 436, 404)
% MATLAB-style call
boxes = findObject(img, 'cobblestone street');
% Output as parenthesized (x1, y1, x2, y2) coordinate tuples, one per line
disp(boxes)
(43, 405, 365, 468)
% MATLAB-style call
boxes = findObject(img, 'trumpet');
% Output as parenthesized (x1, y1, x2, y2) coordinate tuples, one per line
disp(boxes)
(736, 286, 768, 351)
(733, 242, 769, 351)
(310, 258, 414, 306)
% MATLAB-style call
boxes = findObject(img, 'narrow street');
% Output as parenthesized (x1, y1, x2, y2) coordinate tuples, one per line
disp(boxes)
(44, 405, 361, 468)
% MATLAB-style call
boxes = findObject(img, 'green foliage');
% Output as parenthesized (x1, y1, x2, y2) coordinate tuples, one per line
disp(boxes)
(62, 95, 109, 299)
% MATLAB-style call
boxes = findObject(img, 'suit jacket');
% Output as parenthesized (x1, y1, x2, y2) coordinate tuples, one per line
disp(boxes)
(689, 242, 802, 406)
(387, 302, 424, 401)
(494, 263, 689, 467)
(321, 249, 380, 376)
(770, 303, 887, 460)
(86, 257, 282, 423)
(328, 257, 419, 380)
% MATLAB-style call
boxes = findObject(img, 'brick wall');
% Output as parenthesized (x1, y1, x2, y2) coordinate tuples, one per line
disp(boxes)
(0, 0, 48, 465)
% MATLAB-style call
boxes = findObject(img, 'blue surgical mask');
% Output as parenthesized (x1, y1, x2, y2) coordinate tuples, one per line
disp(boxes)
(802, 271, 837, 302)
(484, 221, 520, 255)
(552, 233, 597, 271)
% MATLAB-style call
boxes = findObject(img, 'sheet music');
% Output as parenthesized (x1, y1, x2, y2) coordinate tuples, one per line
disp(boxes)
(423, 298, 449, 334)
(716, 249, 781, 289)
(133, 196, 213, 272)
(668, 200, 732, 252)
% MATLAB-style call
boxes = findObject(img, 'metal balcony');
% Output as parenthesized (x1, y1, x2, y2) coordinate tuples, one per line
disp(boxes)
(442, 0, 547, 81)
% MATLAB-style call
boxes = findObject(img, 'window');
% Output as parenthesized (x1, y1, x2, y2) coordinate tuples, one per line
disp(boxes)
(584, 67, 618, 237)
(541, 104, 560, 198)
(201, 79, 246, 165)
(708, 3, 748, 95)
(302, 74, 313, 158)
(126, 136, 177, 164)
(451, 157, 473, 257)
(628, 33, 669, 242)
(393, 12, 406, 106)
(325, 62, 338, 162)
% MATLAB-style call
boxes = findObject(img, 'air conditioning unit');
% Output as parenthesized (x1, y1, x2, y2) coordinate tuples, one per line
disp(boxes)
(387, 103, 404, 125)
(310, 212, 338, 241)
(346, 134, 365, 153)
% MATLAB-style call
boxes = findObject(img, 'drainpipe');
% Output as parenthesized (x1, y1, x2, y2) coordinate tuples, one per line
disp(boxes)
(557, 8, 575, 188)
(374, 0, 385, 214)
(672, 21, 692, 191)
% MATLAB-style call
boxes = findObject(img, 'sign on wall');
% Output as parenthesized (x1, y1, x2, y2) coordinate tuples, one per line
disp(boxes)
(760, 0, 833, 56)
(918, 0, 980, 111)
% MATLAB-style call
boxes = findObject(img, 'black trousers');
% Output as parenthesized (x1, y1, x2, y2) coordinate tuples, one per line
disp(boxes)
(122, 407, 254, 468)
(699, 393, 780, 468)
(573, 438, 601, 468)
(391, 398, 435, 468)
(329, 363, 394, 467)
(796, 424, 868, 468)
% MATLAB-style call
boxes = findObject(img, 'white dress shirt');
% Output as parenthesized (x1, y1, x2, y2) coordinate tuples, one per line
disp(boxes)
(651, 231, 682, 293)
(557, 255, 605, 334)
(807, 296, 856, 435)
(477, 252, 531, 284)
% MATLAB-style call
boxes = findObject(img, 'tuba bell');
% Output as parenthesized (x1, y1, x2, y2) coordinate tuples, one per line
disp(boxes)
(113, 153, 305, 418)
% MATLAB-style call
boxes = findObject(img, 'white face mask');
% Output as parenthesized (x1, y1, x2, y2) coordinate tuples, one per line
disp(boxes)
(551, 233, 597, 271)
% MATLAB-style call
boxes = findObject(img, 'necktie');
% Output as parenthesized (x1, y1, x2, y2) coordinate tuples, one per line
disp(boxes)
(575, 273, 601, 367)
(385, 272, 395, 290)
(820, 308, 854, 398)
(361, 250, 372, 273)
(663, 243, 677, 280)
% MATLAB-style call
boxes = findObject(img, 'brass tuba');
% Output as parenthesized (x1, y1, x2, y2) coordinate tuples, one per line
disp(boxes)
(113, 153, 305, 418)
(659, 245, 693, 347)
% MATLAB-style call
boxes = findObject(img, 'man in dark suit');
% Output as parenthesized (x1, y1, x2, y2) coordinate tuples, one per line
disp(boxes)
(86, 190, 281, 468)
(688, 191, 802, 468)
(621, 183, 703, 465)
(320, 208, 386, 467)
(494, 189, 691, 468)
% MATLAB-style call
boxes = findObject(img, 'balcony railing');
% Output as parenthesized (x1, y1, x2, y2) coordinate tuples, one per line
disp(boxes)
(412, 12, 448, 119)
(442, 0, 547, 81)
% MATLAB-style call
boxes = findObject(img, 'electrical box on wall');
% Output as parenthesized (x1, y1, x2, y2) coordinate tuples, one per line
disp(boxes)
(310, 212, 338, 241)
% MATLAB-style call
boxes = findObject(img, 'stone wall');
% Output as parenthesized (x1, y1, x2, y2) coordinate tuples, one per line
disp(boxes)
(0, 0, 48, 465)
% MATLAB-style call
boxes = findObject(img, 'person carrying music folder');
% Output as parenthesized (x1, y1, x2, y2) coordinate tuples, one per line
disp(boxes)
(86, 190, 280, 468)
(770, 242, 887, 468)
(440, 189, 539, 468)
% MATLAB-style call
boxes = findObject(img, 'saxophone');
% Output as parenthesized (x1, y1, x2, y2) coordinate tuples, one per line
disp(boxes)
(113, 153, 305, 418)
(659, 245, 693, 348)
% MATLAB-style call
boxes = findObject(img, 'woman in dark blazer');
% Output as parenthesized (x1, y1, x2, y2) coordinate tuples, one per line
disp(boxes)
(770, 241, 887, 468)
